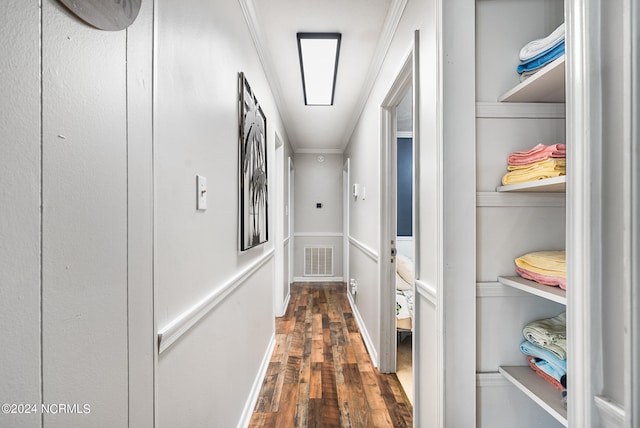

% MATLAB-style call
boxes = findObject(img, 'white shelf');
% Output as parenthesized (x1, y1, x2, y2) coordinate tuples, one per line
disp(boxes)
(499, 366, 567, 427)
(497, 176, 566, 193)
(499, 55, 566, 103)
(498, 276, 566, 305)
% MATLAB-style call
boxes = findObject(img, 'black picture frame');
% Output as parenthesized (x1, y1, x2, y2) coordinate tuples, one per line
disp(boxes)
(238, 72, 268, 251)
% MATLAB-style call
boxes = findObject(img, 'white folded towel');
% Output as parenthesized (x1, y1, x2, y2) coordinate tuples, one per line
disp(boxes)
(519, 23, 565, 61)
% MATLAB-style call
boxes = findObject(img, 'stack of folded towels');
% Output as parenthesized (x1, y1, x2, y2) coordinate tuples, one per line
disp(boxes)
(520, 312, 567, 396)
(518, 23, 565, 81)
(515, 250, 566, 289)
(501, 143, 566, 185)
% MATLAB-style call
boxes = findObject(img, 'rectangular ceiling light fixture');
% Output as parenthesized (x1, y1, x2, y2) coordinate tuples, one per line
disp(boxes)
(297, 32, 341, 106)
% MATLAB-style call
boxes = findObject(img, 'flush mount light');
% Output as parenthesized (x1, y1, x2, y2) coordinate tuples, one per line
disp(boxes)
(297, 32, 341, 106)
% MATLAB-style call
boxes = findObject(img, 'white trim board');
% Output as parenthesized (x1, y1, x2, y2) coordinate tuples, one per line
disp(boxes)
(294, 232, 344, 238)
(294, 148, 344, 154)
(594, 396, 625, 428)
(293, 276, 344, 283)
(348, 236, 379, 262)
(476, 282, 528, 298)
(476, 192, 566, 208)
(415, 279, 437, 305)
(237, 334, 276, 428)
(157, 249, 275, 354)
(476, 102, 565, 119)
(347, 289, 379, 367)
(476, 372, 510, 388)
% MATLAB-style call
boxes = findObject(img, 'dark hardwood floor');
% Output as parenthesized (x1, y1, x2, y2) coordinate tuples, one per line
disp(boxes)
(249, 282, 412, 428)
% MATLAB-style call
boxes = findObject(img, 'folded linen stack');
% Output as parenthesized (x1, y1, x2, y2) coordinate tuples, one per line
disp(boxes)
(501, 143, 566, 185)
(518, 23, 565, 81)
(520, 312, 567, 393)
(515, 250, 566, 289)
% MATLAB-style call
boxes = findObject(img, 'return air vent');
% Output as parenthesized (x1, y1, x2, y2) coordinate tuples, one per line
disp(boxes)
(304, 246, 334, 276)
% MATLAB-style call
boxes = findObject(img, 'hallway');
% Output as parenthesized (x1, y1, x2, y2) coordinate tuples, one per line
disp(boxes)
(249, 283, 412, 427)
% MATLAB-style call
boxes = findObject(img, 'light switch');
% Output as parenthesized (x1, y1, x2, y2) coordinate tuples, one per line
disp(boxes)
(197, 175, 207, 210)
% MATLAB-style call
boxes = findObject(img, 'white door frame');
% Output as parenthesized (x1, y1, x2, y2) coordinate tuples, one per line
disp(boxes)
(379, 32, 420, 376)
(273, 133, 285, 316)
(343, 158, 351, 290)
(288, 157, 295, 286)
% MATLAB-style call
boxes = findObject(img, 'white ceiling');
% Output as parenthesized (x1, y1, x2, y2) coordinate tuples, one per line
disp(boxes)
(244, 0, 406, 153)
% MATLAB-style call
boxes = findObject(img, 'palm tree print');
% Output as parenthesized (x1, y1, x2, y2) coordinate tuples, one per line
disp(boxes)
(239, 73, 268, 250)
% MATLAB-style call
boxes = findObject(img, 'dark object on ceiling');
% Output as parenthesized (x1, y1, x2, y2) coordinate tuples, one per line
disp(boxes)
(57, 0, 142, 31)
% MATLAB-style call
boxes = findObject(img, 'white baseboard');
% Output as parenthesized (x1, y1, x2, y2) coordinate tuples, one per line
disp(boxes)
(293, 276, 344, 283)
(278, 292, 291, 317)
(347, 291, 379, 367)
(237, 333, 276, 428)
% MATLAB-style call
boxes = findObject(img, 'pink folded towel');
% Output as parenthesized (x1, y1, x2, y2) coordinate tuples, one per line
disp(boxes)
(508, 143, 566, 166)
(516, 266, 566, 290)
(527, 356, 564, 391)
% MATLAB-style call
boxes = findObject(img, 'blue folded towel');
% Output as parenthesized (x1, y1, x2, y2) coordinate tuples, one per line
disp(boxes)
(520, 340, 567, 379)
(517, 41, 565, 74)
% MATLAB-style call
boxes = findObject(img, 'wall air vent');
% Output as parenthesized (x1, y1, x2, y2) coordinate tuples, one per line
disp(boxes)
(304, 246, 334, 276)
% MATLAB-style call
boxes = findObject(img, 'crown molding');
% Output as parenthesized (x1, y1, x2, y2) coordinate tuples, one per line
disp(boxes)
(238, 0, 293, 145)
(341, 0, 409, 150)
(294, 148, 344, 154)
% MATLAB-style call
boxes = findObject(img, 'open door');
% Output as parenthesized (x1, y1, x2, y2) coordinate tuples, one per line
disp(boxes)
(379, 32, 419, 396)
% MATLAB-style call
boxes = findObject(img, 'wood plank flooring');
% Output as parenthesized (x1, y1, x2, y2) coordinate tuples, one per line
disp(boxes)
(250, 283, 412, 428)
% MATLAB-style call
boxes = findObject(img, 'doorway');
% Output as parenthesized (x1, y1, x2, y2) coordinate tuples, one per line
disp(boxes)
(395, 87, 414, 403)
(379, 31, 419, 408)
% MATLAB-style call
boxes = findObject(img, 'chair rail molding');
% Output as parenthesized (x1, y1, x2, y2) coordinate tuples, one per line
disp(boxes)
(157, 249, 274, 354)
(348, 235, 379, 262)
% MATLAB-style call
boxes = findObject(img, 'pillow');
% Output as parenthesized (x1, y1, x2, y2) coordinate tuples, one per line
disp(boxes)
(396, 254, 414, 285)
(396, 273, 413, 291)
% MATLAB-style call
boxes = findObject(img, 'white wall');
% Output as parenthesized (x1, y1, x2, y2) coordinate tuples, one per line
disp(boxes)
(343, 0, 443, 425)
(0, 3, 42, 427)
(154, 0, 291, 426)
(0, 1, 155, 427)
(293, 153, 344, 279)
(1, 0, 288, 426)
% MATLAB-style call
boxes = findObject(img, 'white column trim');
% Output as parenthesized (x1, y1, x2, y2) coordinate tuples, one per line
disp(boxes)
(565, 0, 604, 425)
(157, 249, 275, 354)
(630, 0, 640, 422)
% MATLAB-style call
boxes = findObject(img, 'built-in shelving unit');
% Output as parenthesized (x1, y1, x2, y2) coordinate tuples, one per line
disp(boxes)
(497, 276, 566, 305)
(499, 366, 568, 427)
(499, 55, 565, 103)
(493, 29, 567, 427)
(497, 176, 566, 193)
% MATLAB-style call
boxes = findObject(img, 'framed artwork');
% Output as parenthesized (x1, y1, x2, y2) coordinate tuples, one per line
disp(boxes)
(238, 72, 268, 251)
